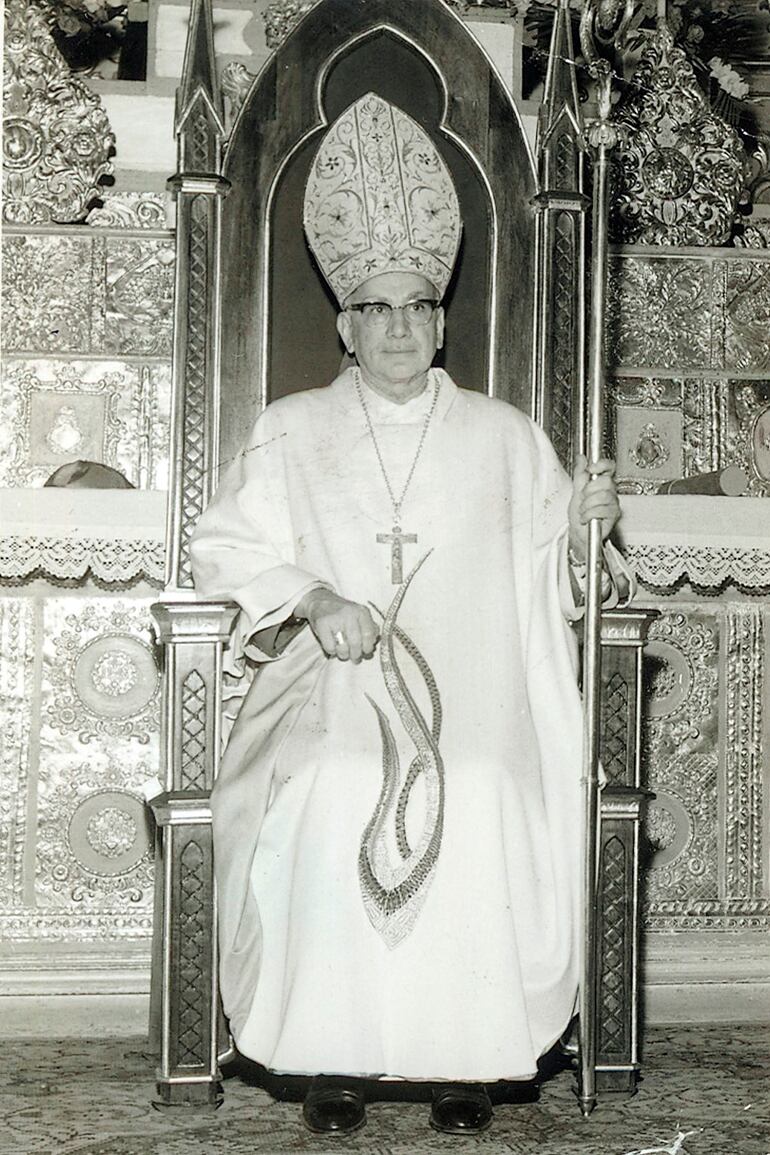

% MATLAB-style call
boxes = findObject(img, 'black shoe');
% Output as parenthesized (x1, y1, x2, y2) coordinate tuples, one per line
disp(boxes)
(430, 1084, 493, 1135)
(302, 1075, 366, 1135)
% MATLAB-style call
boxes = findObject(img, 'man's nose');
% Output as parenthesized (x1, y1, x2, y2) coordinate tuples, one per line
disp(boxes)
(386, 306, 409, 337)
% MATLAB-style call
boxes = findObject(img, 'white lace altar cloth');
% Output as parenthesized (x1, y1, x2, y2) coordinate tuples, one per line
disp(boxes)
(0, 489, 166, 584)
(619, 496, 770, 591)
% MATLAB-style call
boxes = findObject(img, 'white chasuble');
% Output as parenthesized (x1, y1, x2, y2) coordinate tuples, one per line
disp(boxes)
(191, 368, 607, 1081)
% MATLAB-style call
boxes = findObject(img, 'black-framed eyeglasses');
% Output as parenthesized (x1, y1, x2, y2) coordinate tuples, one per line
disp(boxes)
(346, 299, 439, 328)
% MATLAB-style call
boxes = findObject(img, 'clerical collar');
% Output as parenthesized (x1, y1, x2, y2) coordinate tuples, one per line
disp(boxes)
(330, 366, 457, 424)
(361, 373, 436, 420)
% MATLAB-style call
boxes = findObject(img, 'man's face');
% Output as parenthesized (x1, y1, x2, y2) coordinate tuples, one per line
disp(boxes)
(336, 271, 445, 397)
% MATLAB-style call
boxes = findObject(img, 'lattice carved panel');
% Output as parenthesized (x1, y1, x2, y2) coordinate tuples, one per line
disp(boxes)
(549, 211, 576, 467)
(176, 839, 208, 1066)
(599, 834, 629, 1056)
(180, 670, 207, 791)
(178, 195, 212, 588)
(601, 671, 630, 786)
(0, 359, 171, 489)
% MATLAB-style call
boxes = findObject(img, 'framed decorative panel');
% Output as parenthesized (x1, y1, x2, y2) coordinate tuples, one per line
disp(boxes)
(726, 382, 770, 494)
(610, 377, 770, 496)
(2, 235, 96, 355)
(0, 596, 160, 944)
(641, 605, 769, 930)
(0, 359, 171, 489)
(41, 600, 160, 748)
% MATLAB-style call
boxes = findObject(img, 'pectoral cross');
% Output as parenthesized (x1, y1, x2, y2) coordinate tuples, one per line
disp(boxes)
(377, 525, 417, 584)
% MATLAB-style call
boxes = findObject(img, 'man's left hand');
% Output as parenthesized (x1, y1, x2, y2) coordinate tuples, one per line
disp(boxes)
(568, 455, 620, 563)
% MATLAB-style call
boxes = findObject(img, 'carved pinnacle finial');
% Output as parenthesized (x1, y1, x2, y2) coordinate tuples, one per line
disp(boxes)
(537, 0, 585, 192)
(176, 0, 225, 173)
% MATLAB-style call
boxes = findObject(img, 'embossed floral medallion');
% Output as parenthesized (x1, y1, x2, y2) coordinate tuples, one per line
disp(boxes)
(43, 601, 160, 744)
(35, 761, 155, 910)
(75, 636, 159, 720)
(68, 789, 151, 878)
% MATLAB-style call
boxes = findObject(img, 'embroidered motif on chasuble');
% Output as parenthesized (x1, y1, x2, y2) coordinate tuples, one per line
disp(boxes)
(303, 92, 462, 303)
(359, 556, 445, 947)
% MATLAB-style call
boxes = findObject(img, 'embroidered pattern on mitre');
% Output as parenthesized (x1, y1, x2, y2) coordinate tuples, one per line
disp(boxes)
(303, 92, 462, 303)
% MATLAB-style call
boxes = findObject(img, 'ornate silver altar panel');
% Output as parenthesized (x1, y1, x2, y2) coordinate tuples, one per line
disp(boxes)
(610, 23, 746, 248)
(42, 602, 160, 746)
(2, 0, 114, 225)
(611, 378, 770, 496)
(0, 0, 175, 998)
(87, 193, 172, 232)
(607, 250, 770, 374)
(641, 606, 769, 930)
(0, 360, 170, 490)
(2, 232, 174, 359)
(0, 597, 158, 946)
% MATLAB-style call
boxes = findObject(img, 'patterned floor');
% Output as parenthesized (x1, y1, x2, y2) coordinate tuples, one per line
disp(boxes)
(2, 1025, 768, 1155)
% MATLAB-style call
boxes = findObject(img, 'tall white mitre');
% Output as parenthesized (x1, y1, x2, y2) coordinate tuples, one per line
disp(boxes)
(303, 92, 463, 304)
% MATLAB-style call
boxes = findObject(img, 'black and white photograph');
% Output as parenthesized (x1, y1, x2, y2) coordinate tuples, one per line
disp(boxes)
(1, 0, 769, 1151)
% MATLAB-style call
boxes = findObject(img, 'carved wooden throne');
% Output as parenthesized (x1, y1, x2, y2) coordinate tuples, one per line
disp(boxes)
(149, 0, 653, 1107)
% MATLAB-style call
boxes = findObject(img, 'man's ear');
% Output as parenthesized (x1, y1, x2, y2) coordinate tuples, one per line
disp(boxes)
(337, 311, 355, 355)
(435, 306, 445, 351)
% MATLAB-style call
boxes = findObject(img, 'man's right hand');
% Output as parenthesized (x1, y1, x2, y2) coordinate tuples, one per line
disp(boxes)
(294, 588, 380, 663)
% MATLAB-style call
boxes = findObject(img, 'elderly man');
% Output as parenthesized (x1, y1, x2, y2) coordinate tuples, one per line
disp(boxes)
(191, 92, 630, 1137)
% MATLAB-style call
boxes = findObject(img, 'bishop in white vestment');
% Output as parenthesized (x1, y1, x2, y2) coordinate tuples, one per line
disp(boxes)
(190, 92, 631, 1136)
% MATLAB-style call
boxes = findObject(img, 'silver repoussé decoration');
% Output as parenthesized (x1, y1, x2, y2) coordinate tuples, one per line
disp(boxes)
(3, 0, 115, 224)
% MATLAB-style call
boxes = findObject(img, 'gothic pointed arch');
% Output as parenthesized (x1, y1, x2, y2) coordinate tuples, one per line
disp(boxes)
(218, 0, 536, 472)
